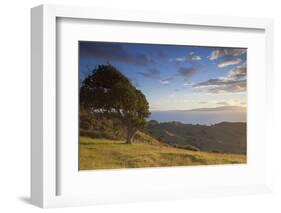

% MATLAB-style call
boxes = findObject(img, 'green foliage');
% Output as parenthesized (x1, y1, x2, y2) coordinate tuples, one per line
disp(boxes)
(80, 109, 126, 140)
(80, 65, 150, 143)
(80, 129, 119, 140)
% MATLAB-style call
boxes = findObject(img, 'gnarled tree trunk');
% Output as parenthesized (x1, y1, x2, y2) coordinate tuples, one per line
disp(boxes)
(126, 127, 136, 144)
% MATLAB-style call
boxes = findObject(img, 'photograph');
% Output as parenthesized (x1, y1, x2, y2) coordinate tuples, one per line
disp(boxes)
(79, 41, 247, 170)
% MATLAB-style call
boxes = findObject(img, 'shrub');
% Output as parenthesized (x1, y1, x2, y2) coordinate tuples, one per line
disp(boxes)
(79, 129, 122, 140)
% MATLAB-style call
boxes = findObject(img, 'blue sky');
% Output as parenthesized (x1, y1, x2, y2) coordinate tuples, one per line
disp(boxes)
(79, 41, 247, 111)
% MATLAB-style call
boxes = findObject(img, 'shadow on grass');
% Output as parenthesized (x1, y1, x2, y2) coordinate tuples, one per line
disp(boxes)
(160, 153, 207, 164)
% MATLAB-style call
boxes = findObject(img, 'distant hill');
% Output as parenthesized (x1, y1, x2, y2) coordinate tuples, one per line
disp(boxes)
(146, 121, 246, 154)
(186, 106, 246, 112)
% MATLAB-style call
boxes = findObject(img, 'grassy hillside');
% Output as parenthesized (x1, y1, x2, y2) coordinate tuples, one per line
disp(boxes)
(79, 113, 247, 170)
(147, 121, 246, 154)
(79, 136, 246, 170)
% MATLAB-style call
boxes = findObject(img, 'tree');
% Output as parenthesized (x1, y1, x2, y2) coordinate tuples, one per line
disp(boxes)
(80, 65, 150, 144)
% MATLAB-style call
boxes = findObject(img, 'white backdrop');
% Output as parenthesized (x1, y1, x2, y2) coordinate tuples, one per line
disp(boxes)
(0, 0, 281, 212)
(57, 17, 266, 198)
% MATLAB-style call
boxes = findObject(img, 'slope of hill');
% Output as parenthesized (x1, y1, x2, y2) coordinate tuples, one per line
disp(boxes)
(79, 136, 246, 170)
(146, 121, 246, 154)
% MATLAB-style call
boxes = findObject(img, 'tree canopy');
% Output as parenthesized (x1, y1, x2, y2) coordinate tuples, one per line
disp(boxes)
(80, 65, 150, 144)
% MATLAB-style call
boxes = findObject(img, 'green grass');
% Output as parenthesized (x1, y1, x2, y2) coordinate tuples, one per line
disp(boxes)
(79, 136, 246, 170)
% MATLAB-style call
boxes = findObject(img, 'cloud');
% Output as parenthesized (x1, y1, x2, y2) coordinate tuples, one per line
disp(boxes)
(79, 42, 156, 66)
(193, 62, 247, 93)
(170, 52, 201, 62)
(138, 68, 160, 78)
(216, 101, 229, 106)
(207, 82, 246, 93)
(240, 101, 246, 105)
(226, 62, 246, 80)
(217, 58, 242, 68)
(183, 82, 194, 86)
(160, 77, 173, 85)
(172, 57, 186, 62)
(191, 55, 202, 60)
(199, 101, 208, 104)
(160, 80, 169, 85)
(178, 67, 197, 79)
(189, 52, 202, 60)
(209, 48, 246, 60)
(193, 78, 246, 93)
(194, 78, 246, 87)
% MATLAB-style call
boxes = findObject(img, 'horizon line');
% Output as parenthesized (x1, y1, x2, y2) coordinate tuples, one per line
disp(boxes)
(149, 105, 246, 112)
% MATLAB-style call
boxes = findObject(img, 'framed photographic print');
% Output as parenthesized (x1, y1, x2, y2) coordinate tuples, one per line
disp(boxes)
(78, 41, 247, 170)
(31, 4, 274, 208)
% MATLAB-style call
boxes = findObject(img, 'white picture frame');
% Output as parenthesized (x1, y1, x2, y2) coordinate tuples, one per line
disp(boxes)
(31, 4, 274, 208)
